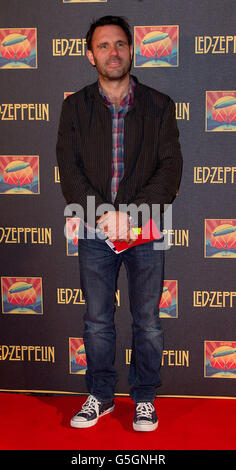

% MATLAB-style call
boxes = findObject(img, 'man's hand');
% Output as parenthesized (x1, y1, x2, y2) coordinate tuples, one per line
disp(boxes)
(97, 211, 138, 245)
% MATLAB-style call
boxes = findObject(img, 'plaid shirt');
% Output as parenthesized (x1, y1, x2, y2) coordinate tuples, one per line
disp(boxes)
(98, 77, 135, 203)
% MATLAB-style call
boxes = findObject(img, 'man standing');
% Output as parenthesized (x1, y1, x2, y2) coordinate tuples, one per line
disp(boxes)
(56, 16, 182, 431)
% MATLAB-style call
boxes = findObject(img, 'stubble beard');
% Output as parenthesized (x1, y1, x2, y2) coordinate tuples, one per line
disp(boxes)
(94, 55, 132, 82)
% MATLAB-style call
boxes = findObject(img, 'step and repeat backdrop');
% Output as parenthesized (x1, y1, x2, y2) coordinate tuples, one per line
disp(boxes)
(0, 0, 235, 399)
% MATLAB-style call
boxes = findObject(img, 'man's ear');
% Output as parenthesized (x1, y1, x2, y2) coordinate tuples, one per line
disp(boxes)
(130, 44, 134, 60)
(86, 49, 96, 66)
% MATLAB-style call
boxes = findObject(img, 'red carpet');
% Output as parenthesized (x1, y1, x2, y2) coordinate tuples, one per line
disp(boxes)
(0, 393, 235, 451)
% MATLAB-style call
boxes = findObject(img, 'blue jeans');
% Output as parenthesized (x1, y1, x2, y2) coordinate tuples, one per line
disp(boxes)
(78, 226, 164, 404)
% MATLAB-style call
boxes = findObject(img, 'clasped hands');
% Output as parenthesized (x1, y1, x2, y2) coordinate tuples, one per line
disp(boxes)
(97, 211, 138, 246)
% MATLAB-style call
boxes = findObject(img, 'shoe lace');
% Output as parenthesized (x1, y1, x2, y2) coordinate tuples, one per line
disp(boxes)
(81, 395, 101, 416)
(136, 402, 154, 418)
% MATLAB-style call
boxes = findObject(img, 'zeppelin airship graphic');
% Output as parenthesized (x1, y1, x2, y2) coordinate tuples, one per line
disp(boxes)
(9, 283, 33, 294)
(213, 97, 236, 109)
(5, 162, 30, 173)
(2, 34, 28, 47)
(142, 31, 169, 45)
(212, 348, 236, 358)
(213, 225, 236, 237)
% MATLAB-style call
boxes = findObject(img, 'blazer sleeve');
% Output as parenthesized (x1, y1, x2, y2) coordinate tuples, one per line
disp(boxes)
(56, 97, 106, 223)
(129, 98, 183, 224)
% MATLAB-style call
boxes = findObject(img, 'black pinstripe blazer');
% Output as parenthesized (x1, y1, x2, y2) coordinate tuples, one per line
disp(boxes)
(56, 75, 183, 226)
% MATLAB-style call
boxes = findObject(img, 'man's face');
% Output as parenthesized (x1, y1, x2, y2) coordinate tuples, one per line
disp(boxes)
(86, 25, 133, 81)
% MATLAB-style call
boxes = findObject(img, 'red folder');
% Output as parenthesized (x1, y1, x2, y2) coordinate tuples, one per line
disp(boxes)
(105, 219, 162, 254)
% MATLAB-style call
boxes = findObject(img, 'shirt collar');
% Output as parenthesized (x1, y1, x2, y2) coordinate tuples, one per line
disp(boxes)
(98, 76, 135, 108)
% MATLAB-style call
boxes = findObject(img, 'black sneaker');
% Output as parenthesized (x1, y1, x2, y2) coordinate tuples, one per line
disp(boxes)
(133, 402, 158, 432)
(70, 394, 114, 428)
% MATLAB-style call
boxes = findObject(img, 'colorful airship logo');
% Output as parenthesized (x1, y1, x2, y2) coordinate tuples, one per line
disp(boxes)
(134, 26, 179, 67)
(0, 28, 37, 69)
(66, 217, 81, 256)
(205, 341, 236, 378)
(206, 91, 236, 131)
(205, 219, 236, 258)
(1, 277, 43, 314)
(0, 156, 40, 194)
(159, 280, 178, 318)
(69, 338, 87, 374)
(64, 92, 74, 99)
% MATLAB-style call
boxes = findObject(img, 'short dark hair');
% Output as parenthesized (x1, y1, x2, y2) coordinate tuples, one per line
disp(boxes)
(86, 15, 132, 51)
